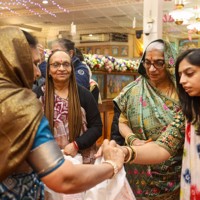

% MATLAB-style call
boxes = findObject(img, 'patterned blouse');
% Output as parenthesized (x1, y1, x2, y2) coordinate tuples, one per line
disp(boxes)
(41, 85, 102, 164)
(52, 94, 87, 149)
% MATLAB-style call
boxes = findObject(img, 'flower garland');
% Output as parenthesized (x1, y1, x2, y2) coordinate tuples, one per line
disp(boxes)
(84, 54, 140, 73)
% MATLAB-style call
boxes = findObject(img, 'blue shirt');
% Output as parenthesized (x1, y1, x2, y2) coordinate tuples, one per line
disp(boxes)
(72, 56, 90, 90)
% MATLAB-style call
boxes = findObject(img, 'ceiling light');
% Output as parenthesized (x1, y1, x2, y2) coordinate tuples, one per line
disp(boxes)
(169, 9, 194, 25)
(175, 4, 184, 10)
(175, 19, 184, 25)
(175, 0, 184, 9)
(42, 0, 48, 4)
(187, 22, 200, 33)
(196, 17, 200, 22)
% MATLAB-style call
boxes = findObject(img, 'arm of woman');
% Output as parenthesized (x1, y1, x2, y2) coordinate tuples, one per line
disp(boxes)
(119, 109, 185, 165)
(28, 117, 125, 193)
(32, 139, 125, 194)
(75, 86, 102, 149)
(41, 158, 115, 193)
(129, 142, 170, 164)
(119, 121, 170, 164)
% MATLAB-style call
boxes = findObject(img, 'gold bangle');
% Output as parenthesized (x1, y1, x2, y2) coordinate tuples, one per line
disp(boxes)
(125, 133, 135, 145)
(125, 133, 133, 142)
(124, 146, 133, 163)
(103, 160, 119, 178)
(129, 146, 137, 162)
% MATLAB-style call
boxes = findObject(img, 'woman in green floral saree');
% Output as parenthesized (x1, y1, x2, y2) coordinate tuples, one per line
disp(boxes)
(114, 39, 184, 200)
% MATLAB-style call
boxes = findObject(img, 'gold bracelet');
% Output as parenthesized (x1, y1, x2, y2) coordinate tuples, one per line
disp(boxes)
(125, 133, 137, 146)
(125, 133, 134, 145)
(129, 146, 137, 162)
(124, 146, 133, 163)
(103, 160, 119, 178)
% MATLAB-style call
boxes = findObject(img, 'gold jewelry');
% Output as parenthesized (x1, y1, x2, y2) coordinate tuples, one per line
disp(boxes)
(124, 146, 132, 163)
(103, 160, 119, 178)
(27, 141, 64, 177)
(125, 133, 137, 146)
(129, 146, 137, 162)
(123, 146, 137, 163)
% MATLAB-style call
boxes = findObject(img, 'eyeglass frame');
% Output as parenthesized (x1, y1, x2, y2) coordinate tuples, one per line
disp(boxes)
(142, 59, 165, 69)
(49, 62, 71, 69)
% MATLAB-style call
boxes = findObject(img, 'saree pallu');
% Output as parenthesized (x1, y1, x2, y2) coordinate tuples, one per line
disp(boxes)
(0, 26, 43, 182)
(114, 76, 184, 199)
(180, 122, 200, 200)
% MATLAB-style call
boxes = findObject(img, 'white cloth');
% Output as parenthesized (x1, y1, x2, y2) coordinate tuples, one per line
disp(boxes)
(84, 157, 136, 200)
(45, 155, 136, 200)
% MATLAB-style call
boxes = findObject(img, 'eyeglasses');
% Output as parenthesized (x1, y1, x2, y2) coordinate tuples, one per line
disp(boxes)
(143, 59, 165, 69)
(50, 62, 71, 69)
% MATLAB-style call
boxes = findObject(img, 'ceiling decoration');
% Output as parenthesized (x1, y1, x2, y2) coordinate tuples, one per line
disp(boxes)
(0, 0, 68, 17)
(0, 0, 199, 40)
(169, 0, 194, 25)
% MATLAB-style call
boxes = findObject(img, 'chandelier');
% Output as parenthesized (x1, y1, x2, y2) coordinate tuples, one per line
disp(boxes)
(186, 7, 200, 34)
(175, 0, 184, 9)
(169, 1, 194, 25)
(169, 9, 194, 25)
(187, 22, 200, 34)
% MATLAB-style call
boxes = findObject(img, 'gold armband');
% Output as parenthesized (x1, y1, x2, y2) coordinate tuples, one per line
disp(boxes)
(27, 140, 64, 177)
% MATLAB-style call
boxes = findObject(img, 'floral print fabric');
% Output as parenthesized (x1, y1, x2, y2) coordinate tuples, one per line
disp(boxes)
(114, 39, 185, 198)
(114, 77, 184, 198)
(180, 122, 200, 200)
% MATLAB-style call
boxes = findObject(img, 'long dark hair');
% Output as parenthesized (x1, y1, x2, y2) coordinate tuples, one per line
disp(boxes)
(175, 48, 200, 124)
(44, 50, 82, 141)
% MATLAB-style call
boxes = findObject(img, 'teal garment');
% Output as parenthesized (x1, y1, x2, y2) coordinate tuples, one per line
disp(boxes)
(115, 77, 184, 197)
(114, 39, 185, 198)
(0, 116, 62, 200)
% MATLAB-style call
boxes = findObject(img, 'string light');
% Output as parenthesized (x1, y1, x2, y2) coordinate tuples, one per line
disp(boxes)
(42, 0, 48, 4)
(0, 0, 69, 18)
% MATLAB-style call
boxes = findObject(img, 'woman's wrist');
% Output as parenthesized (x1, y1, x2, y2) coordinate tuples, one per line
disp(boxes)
(125, 133, 137, 146)
(102, 160, 119, 179)
(123, 146, 137, 163)
(72, 141, 79, 151)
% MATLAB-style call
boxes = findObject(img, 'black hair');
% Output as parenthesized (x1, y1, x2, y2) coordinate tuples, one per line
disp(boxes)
(75, 48, 84, 61)
(22, 30, 38, 48)
(55, 38, 75, 51)
(175, 48, 200, 124)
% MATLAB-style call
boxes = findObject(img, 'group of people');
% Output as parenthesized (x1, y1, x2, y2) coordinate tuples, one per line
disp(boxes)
(110, 39, 200, 200)
(0, 25, 200, 200)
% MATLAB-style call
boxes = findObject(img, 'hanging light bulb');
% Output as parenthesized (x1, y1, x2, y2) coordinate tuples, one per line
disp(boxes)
(174, 0, 184, 9)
